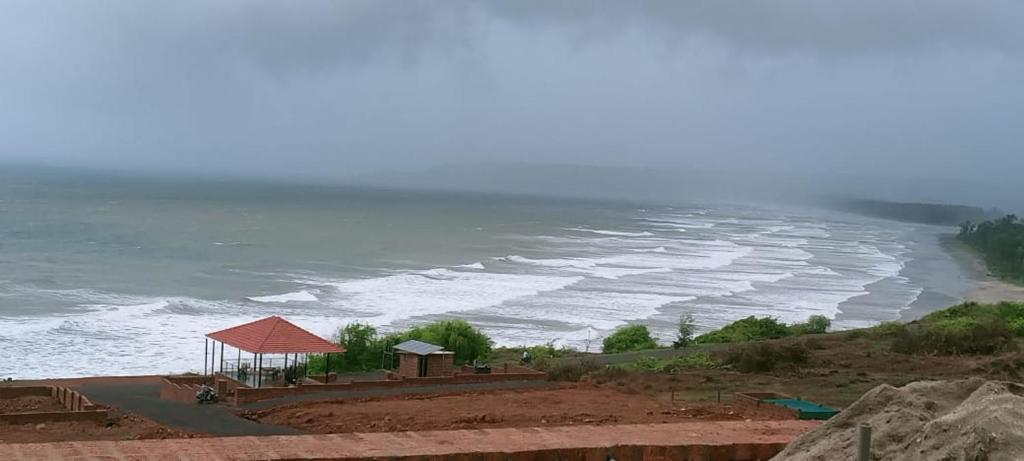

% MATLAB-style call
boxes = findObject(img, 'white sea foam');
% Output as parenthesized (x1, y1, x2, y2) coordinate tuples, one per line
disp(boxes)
(458, 262, 486, 269)
(566, 227, 654, 237)
(247, 290, 319, 303)
(321, 269, 583, 324)
(632, 246, 668, 253)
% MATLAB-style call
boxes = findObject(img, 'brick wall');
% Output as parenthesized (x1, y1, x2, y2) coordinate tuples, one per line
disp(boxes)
(233, 371, 548, 405)
(0, 386, 108, 425)
(398, 353, 420, 378)
(424, 353, 453, 377)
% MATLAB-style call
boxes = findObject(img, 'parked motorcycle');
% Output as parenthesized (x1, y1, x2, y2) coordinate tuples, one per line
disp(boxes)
(195, 384, 218, 404)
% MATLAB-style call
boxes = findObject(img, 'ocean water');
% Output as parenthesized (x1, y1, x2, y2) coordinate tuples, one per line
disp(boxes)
(0, 174, 970, 378)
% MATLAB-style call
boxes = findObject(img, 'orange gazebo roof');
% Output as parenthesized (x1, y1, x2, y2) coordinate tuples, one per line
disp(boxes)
(206, 316, 345, 354)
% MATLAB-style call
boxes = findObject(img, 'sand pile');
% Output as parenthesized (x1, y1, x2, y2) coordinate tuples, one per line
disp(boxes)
(773, 378, 1024, 460)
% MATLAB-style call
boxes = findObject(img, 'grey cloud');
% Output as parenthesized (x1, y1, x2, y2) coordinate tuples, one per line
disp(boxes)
(0, 1, 1022, 208)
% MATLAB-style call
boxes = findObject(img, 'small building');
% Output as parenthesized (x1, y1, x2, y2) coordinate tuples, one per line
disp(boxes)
(393, 340, 454, 378)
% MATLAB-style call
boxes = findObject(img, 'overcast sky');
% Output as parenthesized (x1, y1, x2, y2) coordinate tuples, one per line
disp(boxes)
(1, 1, 1022, 187)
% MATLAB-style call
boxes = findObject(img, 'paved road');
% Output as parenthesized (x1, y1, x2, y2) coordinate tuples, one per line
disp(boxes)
(240, 378, 557, 410)
(77, 382, 301, 436)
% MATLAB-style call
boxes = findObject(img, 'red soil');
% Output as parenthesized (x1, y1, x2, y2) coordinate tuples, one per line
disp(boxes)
(0, 410, 200, 444)
(0, 396, 67, 414)
(244, 385, 791, 433)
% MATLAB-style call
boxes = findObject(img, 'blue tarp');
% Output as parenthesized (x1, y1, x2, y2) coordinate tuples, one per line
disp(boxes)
(764, 398, 838, 420)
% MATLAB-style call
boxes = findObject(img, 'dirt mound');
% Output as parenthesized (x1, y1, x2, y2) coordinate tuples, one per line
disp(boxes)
(773, 378, 1024, 460)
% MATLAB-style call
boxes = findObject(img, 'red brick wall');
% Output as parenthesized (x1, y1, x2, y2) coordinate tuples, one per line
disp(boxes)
(425, 353, 453, 377)
(0, 386, 108, 424)
(233, 372, 548, 405)
(398, 353, 420, 378)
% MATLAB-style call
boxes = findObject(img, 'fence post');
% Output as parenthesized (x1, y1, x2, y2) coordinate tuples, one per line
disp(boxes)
(857, 423, 872, 461)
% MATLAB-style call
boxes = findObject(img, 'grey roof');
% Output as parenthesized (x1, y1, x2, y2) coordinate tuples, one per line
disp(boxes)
(393, 339, 445, 356)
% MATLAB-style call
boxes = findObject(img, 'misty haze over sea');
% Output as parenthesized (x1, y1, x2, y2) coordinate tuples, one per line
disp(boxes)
(0, 171, 971, 378)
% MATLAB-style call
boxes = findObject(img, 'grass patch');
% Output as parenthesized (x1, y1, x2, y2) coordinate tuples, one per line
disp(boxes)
(694, 315, 830, 344)
(626, 351, 719, 373)
(858, 302, 1024, 355)
(721, 341, 810, 373)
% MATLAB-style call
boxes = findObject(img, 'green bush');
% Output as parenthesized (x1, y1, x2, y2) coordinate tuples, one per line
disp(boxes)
(393, 319, 493, 365)
(308, 319, 493, 374)
(627, 351, 719, 373)
(307, 322, 386, 374)
(602, 324, 659, 353)
(336, 322, 385, 371)
(545, 358, 602, 382)
(789, 315, 831, 335)
(673, 313, 696, 349)
(694, 316, 792, 344)
(892, 316, 1014, 355)
(722, 341, 810, 373)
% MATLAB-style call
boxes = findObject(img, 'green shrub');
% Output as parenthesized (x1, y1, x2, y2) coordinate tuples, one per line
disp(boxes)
(308, 319, 494, 374)
(625, 352, 720, 373)
(394, 320, 493, 365)
(892, 316, 1014, 355)
(694, 316, 792, 344)
(673, 313, 696, 349)
(870, 321, 909, 337)
(545, 359, 602, 382)
(997, 302, 1024, 335)
(602, 324, 659, 353)
(789, 315, 831, 335)
(673, 351, 718, 370)
(307, 322, 386, 374)
(722, 341, 809, 373)
(336, 322, 385, 371)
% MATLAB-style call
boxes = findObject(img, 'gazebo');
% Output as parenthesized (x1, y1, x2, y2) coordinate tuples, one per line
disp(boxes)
(204, 316, 344, 388)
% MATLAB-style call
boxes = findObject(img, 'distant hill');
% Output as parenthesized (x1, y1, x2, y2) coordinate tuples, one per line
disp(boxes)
(831, 198, 1002, 226)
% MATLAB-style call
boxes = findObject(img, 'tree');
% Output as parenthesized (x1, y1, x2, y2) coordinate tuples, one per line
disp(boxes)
(603, 324, 659, 353)
(335, 322, 383, 371)
(789, 315, 831, 335)
(396, 320, 493, 364)
(673, 313, 696, 349)
(804, 315, 831, 334)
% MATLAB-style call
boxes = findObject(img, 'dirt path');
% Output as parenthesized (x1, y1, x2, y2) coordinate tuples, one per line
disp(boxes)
(244, 386, 790, 434)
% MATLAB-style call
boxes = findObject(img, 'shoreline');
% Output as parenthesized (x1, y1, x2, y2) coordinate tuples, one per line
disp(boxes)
(939, 234, 1024, 304)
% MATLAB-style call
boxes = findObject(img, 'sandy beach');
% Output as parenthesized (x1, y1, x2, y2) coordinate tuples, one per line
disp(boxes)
(941, 235, 1024, 304)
